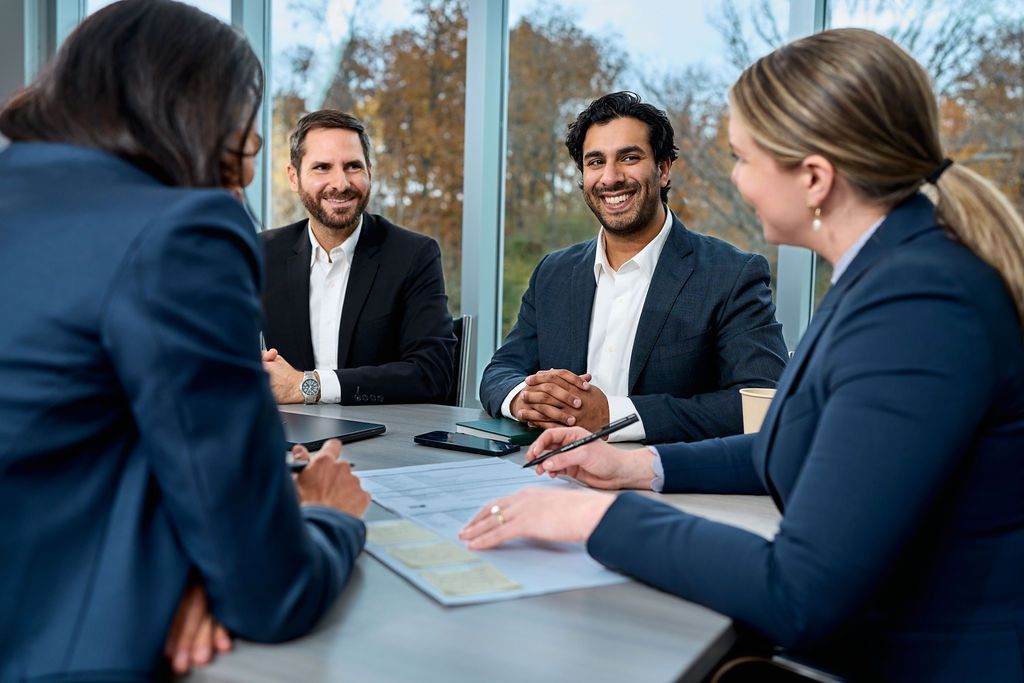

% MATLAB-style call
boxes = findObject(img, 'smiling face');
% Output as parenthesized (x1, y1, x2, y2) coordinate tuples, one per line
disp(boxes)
(580, 117, 670, 237)
(728, 113, 810, 246)
(288, 127, 371, 235)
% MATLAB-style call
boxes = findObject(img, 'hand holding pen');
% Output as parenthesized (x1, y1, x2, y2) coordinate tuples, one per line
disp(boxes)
(520, 415, 658, 491)
(522, 414, 639, 468)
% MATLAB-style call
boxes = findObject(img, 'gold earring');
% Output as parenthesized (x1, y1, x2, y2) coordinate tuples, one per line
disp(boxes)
(812, 207, 822, 232)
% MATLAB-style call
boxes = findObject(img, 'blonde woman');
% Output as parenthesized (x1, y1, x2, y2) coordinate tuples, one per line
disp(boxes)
(461, 29, 1024, 681)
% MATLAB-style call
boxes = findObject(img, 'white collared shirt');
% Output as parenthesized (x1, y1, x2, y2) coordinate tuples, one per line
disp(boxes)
(830, 215, 886, 285)
(501, 207, 673, 442)
(308, 217, 362, 403)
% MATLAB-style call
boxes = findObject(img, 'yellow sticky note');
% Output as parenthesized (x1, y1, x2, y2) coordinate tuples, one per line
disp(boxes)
(367, 520, 438, 545)
(387, 541, 479, 569)
(421, 563, 522, 596)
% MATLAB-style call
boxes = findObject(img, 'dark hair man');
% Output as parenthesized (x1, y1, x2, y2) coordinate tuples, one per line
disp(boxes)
(260, 110, 455, 405)
(480, 92, 788, 445)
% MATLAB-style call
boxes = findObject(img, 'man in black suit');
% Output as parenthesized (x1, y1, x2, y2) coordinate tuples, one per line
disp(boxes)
(479, 92, 787, 443)
(261, 110, 455, 405)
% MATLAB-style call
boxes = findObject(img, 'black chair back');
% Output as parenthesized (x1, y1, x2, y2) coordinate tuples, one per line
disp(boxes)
(444, 315, 473, 406)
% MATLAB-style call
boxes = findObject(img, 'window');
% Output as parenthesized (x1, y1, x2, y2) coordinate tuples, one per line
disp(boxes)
(87, 0, 231, 22)
(818, 0, 1024, 305)
(501, 0, 788, 335)
(268, 0, 467, 314)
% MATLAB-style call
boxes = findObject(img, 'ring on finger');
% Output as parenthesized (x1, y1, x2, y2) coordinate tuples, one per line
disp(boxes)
(490, 504, 506, 525)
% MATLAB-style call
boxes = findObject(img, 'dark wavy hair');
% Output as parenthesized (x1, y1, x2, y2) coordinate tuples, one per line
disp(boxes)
(289, 110, 373, 171)
(565, 91, 679, 203)
(0, 0, 263, 188)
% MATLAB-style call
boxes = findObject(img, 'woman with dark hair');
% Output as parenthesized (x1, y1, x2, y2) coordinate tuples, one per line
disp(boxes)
(0, 1, 369, 678)
(461, 28, 1024, 682)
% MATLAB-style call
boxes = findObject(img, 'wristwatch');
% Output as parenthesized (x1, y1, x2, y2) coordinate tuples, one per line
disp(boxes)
(300, 370, 321, 404)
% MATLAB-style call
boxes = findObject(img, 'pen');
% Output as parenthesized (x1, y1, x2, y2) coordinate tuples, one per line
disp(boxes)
(288, 457, 356, 472)
(521, 413, 640, 469)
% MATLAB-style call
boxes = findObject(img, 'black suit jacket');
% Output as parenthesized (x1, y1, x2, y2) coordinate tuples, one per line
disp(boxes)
(480, 213, 788, 443)
(261, 213, 455, 404)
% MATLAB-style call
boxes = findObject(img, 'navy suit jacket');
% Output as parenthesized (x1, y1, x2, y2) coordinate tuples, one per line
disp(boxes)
(0, 143, 365, 680)
(588, 195, 1024, 681)
(261, 216, 455, 404)
(480, 214, 788, 443)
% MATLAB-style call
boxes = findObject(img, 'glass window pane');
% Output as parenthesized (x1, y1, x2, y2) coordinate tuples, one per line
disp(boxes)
(268, 0, 467, 314)
(818, 1, 1024, 306)
(87, 0, 231, 22)
(502, 0, 787, 336)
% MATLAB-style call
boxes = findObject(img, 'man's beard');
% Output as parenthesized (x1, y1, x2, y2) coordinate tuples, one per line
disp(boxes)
(583, 172, 662, 236)
(299, 183, 370, 234)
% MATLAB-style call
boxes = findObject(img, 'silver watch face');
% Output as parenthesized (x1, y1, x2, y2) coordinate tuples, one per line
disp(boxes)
(301, 378, 320, 396)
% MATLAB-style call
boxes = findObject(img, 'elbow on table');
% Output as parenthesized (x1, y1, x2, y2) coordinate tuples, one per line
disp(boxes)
(766, 580, 864, 652)
(221, 574, 339, 644)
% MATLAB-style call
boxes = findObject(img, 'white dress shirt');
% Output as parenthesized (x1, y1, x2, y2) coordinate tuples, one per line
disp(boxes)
(308, 218, 362, 403)
(501, 208, 673, 442)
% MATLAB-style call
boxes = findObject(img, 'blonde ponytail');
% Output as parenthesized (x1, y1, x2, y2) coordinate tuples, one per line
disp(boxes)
(931, 165, 1024, 326)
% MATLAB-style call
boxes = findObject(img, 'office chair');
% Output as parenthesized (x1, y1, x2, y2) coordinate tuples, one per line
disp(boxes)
(710, 655, 845, 683)
(444, 315, 473, 407)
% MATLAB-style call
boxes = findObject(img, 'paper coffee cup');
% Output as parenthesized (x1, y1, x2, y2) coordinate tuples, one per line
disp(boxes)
(739, 388, 777, 433)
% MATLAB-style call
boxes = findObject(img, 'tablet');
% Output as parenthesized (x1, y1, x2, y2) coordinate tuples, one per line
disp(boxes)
(280, 411, 386, 451)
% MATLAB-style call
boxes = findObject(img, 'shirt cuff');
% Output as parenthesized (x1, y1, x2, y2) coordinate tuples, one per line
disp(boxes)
(604, 396, 646, 442)
(648, 446, 664, 492)
(316, 367, 341, 404)
(500, 380, 528, 420)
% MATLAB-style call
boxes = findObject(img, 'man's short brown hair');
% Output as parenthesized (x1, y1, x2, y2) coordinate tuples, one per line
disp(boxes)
(289, 110, 372, 171)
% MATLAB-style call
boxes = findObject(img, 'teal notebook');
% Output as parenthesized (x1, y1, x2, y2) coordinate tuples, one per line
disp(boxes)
(454, 417, 543, 445)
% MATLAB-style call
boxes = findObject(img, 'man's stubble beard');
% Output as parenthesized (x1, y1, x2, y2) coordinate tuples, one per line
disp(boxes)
(299, 183, 371, 234)
(583, 170, 662, 237)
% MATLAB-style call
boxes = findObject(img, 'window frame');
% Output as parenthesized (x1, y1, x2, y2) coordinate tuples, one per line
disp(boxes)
(30, 0, 829, 402)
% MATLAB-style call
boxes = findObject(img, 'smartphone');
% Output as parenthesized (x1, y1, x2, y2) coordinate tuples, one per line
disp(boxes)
(413, 431, 520, 456)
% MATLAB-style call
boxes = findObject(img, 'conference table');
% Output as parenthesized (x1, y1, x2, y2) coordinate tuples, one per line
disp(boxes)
(192, 403, 781, 683)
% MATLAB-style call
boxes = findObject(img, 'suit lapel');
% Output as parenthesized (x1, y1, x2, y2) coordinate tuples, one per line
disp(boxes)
(753, 299, 837, 504)
(336, 216, 380, 368)
(753, 193, 942, 502)
(568, 240, 598, 374)
(628, 217, 694, 390)
(286, 225, 315, 369)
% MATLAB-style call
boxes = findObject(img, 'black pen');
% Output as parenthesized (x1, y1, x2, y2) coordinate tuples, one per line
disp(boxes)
(288, 457, 355, 472)
(521, 413, 640, 468)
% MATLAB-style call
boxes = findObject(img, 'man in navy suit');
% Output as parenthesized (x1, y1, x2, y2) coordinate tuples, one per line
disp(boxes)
(261, 110, 455, 406)
(480, 92, 787, 443)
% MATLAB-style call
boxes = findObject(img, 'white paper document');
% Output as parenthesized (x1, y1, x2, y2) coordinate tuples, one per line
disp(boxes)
(358, 458, 628, 605)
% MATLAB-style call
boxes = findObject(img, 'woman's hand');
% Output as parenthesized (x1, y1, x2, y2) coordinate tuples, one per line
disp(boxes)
(293, 439, 371, 518)
(459, 488, 616, 550)
(524, 426, 656, 490)
(165, 584, 232, 675)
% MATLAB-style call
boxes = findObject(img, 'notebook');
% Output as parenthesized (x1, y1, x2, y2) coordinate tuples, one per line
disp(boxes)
(454, 417, 542, 445)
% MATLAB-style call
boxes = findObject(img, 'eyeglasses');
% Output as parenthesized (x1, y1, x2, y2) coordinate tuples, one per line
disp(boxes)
(224, 131, 263, 158)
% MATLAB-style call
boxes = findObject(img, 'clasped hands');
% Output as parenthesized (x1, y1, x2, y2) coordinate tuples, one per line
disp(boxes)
(510, 369, 609, 432)
(459, 427, 656, 551)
